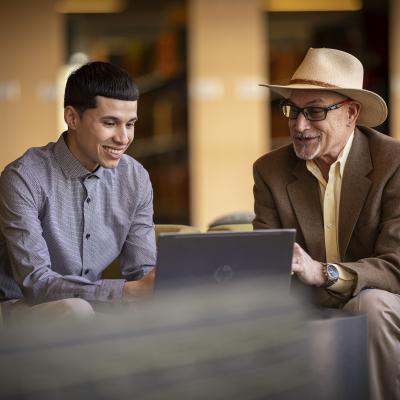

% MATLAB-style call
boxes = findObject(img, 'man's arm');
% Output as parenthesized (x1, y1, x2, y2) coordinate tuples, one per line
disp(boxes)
(291, 162, 400, 300)
(339, 164, 400, 296)
(253, 163, 283, 229)
(118, 168, 157, 301)
(0, 165, 125, 304)
(122, 269, 155, 302)
(253, 156, 400, 302)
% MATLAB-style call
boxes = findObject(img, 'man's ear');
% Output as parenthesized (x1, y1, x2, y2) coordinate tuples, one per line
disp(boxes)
(348, 101, 361, 124)
(64, 106, 80, 130)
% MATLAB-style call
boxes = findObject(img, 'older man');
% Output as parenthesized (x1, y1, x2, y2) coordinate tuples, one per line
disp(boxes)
(253, 48, 400, 400)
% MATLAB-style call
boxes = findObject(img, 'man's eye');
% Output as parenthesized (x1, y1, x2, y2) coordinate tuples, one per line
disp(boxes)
(306, 108, 324, 117)
(126, 122, 136, 129)
(288, 108, 300, 118)
(104, 121, 115, 127)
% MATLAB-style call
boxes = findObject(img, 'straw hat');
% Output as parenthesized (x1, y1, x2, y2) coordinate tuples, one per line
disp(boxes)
(261, 48, 387, 127)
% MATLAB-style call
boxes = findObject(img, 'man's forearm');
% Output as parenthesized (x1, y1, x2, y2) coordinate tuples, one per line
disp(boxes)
(122, 269, 155, 302)
(23, 270, 126, 304)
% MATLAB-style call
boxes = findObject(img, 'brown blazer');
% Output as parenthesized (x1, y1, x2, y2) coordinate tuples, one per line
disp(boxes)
(253, 126, 400, 306)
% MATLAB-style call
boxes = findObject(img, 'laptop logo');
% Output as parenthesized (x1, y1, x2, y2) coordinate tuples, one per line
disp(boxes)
(214, 265, 233, 283)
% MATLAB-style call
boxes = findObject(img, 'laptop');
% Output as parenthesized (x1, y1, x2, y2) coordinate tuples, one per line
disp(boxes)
(154, 229, 296, 291)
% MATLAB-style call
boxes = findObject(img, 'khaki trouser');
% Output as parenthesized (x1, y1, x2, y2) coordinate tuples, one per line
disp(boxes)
(1, 297, 95, 325)
(343, 289, 400, 400)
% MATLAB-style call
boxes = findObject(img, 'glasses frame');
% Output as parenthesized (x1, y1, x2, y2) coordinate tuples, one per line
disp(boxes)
(280, 98, 352, 121)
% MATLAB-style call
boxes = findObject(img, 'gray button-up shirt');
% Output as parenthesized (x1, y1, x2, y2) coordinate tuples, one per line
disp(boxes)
(0, 133, 156, 304)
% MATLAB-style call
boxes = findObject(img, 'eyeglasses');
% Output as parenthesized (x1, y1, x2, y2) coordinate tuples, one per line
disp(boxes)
(280, 98, 352, 121)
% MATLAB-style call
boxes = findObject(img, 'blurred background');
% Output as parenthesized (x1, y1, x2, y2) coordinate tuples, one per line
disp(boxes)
(0, 0, 397, 230)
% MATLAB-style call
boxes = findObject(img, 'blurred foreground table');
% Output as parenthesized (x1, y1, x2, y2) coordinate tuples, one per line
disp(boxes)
(0, 278, 367, 400)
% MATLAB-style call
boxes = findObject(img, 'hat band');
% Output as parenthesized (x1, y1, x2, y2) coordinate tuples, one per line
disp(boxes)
(289, 78, 338, 88)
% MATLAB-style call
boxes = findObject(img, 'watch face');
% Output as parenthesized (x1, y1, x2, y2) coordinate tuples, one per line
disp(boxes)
(327, 264, 339, 280)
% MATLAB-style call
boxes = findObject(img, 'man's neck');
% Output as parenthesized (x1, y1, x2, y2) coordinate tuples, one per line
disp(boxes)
(314, 159, 331, 182)
(312, 130, 355, 182)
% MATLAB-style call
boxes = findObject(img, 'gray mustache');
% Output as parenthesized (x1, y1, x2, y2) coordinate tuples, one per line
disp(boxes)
(293, 133, 320, 140)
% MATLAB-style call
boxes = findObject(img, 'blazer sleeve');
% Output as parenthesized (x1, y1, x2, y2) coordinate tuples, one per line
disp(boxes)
(339, 164, 400, 296)
(253, 161, 283, 230)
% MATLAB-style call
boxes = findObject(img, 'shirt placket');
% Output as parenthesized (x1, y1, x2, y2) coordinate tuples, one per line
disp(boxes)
(324, 162, 340, 263)
(81, 174, 98, 279)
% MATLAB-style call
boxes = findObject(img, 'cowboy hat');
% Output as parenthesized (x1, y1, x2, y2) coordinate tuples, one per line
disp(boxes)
(261, 47, 387, 127)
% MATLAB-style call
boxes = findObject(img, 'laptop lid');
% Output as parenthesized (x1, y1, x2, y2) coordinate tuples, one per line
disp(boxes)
(155, 229, 295, 291)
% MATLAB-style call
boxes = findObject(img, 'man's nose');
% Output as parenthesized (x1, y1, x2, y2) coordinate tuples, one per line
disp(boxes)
(114, 126, 130, 145)
(293, 112, 311, 131)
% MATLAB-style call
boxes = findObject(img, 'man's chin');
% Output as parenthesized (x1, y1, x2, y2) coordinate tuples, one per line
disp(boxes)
(293, 144, 320, 161)
(100, 159, 121, 169)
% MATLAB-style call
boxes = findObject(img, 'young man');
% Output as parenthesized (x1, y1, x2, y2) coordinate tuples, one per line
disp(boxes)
(0, 62, 156, 321)
(254, 48, 400, 400)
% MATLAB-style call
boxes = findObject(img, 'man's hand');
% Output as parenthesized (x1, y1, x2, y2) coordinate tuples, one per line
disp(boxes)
(292, 243, 325, 286)
(122, 269, 156, 302)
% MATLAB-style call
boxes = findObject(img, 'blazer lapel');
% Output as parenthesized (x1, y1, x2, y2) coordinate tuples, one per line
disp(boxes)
(287, 160, 326, 261)
(339, 128, 373, 259)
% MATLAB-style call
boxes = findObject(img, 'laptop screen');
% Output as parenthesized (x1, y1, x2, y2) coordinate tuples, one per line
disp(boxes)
(155, 229, 295, 291)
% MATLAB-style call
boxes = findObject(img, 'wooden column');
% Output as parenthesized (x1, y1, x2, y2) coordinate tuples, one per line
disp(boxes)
(390, 0, 400, 140)
(0, 0, 63, 171)
(188, 0, 269, 229)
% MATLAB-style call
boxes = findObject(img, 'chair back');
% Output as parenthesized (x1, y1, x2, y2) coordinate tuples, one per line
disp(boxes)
(101, 224, 200, 279)
(207, 223, 253, 232)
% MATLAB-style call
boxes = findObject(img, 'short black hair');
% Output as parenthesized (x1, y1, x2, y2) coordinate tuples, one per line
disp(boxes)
(64, 61, 139, 113)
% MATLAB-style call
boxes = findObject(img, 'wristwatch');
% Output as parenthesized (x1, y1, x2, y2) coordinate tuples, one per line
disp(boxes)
(321, 263, 339, 288)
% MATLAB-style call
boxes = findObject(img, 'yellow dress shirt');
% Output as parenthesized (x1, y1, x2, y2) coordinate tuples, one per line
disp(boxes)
(306, 133, 356, 295)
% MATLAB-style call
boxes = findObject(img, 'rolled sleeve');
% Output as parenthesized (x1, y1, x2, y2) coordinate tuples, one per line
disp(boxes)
(120, 168, 157, 281)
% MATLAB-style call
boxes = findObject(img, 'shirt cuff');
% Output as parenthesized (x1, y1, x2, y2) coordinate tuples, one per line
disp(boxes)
(327, 264, 356, 296)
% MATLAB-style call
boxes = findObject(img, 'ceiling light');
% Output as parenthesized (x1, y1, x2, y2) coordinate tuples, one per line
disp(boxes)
(265, 0, 362, 12)
(56, 0, 127, 14)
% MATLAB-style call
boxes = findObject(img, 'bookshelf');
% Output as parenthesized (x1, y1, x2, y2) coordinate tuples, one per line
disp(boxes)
(65, 0, 190, 224)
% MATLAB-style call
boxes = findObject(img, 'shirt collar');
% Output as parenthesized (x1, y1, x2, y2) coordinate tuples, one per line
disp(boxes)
(336, 130, 354, 176)
(53, 132, 104, 180)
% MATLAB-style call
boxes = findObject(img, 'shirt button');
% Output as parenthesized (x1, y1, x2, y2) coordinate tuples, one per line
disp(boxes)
(86, 198, 91, 203)
(84, 269, 90, 275)
(86, 233, 91, 239)
(327, 224, 335, 230)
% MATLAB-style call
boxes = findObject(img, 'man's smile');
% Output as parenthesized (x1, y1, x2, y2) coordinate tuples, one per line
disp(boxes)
(102, 145, 127, 158)
(293, 133, 320, 142)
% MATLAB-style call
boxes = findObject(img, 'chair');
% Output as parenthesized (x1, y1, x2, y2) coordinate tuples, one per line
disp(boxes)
(207, 223, 253, 232)
(101, 224, 200, 279)
(207, 211, 254, 232)
(155, 224, 200, 245)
